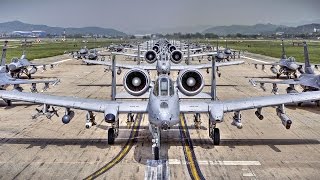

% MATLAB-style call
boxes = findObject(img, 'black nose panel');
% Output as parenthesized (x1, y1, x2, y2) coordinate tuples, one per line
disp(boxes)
(105, 114, 116, 123)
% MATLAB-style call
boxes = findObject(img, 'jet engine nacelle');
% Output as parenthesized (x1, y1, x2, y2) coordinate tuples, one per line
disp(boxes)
(152, 45, 159, 53)
(170, 50, 183, 64)
(123, 68, 150, 96)
(29, 67, 37, 74)
(144, 50, 157, 64)
(62, 110, 75, 124)
(177, 69, 204, 96)
(169, 45, 176, 52)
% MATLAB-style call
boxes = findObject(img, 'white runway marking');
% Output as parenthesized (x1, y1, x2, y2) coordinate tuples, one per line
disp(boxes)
(145, 160, 170, 180)
(168, 159, 261, 166)
(52, 58, 73, 64)
(242, 56, 269, 63)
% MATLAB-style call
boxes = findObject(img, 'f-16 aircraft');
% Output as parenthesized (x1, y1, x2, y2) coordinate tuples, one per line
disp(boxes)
(252, 39, 308, 79)
(7, 52, 56, 79)
(250, 42, 320, 97)
(1, 54, 320, 160)
(73, 46, 89, 59)
(0, 41, 60, 105)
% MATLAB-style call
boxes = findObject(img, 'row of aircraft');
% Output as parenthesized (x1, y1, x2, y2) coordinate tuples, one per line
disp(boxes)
(0, 40, 59, 103)
(0, 39, 320, 160)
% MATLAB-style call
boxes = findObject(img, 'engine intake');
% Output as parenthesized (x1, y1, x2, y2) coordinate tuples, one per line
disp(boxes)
(169, 45, 176, 52)
(124, 68, 150, 96)
(152, 45, 159, 53)
(177, 69, 204, 96)
(144, 50, 157, 63)
(171, 50, 183, 64)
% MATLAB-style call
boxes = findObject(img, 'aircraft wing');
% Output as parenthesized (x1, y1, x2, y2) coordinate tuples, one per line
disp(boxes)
(1, 78, 60, 86)
(250, 79, 301, 86)
(250, 77, 320, 90)
(83, 60, 157, 70)
(183, 52, 216, 58)
(0, 90, 148, 113)
(180, 91, 320, 113)
(170, 61, 244, 70)
(111, 52, 144, 58)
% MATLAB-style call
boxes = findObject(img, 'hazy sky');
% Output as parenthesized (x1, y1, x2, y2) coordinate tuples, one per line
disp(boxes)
(0, 0, 319, 33)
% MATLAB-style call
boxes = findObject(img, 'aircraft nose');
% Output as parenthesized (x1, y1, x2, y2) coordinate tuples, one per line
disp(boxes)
(289, 63, 298, 70)
(8, 63, 18, 71)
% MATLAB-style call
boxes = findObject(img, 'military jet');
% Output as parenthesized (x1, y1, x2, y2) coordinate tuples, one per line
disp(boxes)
(250, 42, 320, 98)
(251, 39, 309, 79)
(0, 41, 59, 105)
(83, 39, 243, 75)
(7, 52, 57, 79)
(73, 46, 89, 59)
(1, 54, 320, 160)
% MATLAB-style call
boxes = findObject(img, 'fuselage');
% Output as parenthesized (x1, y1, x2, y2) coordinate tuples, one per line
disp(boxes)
(147, 75, 180, 130)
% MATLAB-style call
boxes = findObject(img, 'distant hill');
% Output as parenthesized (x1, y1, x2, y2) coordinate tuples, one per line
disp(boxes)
(203, 23, 285, 35)
(0, 21, 126, 37)
(275, 23, 320, 34)
(203, 23, 320, 35)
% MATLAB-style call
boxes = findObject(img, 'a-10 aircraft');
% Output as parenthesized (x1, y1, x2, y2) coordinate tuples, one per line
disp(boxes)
(0, 41, 59, 105)
(1, 49, 320, 160)
(250, 42, 320, 100)
(84, 39, 244, 75)
(252, 39, 320, 79)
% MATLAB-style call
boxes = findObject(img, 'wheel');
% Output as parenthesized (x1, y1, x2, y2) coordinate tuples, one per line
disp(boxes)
(276, 73, 280, 78)
(213, 128, 220, 145)
(154, 146, 159, 160)
(108, 128, 115, 144)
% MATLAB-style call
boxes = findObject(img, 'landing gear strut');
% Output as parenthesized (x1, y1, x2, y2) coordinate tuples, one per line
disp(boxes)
(127, 113, 134, 126)
(149, 124, 160, 160)
(194, 113, 201, 129)
(209, 121, 220, 145)
(108, 118, 119, 144)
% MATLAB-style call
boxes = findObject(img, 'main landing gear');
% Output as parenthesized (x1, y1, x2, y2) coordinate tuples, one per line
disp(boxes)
(209, 121, 220, 145)
(108, 118, 119, 144)
(193, 113, 201, 129)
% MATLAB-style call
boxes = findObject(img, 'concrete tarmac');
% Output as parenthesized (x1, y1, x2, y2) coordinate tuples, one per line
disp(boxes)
(0, 52, 319, 180)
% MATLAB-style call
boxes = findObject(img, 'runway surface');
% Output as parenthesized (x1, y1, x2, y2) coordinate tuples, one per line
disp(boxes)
(0, 52, 319, 179)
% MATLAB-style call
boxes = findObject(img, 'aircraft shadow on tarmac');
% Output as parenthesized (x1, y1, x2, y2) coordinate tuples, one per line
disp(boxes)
(1, 134, 319, 165)
(0, 101, 35, 109)
(286, 102, 320, 115)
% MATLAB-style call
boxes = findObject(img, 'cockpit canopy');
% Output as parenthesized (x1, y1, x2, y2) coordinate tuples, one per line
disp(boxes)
(153, 76, 174, 96)
(288, 56, 296, 62)
(11, 57, 19, 63)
